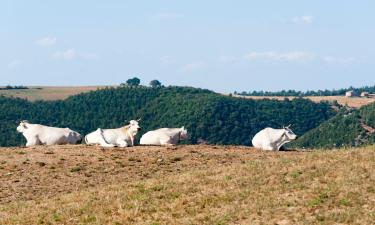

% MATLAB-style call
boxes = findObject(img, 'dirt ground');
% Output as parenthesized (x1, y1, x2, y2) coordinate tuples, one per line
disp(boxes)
(1, 145, 374, 225)
(0, 145, 266, 204)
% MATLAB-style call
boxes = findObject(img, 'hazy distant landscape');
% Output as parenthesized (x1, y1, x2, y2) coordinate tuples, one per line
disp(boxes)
(0, 86, 108, 101)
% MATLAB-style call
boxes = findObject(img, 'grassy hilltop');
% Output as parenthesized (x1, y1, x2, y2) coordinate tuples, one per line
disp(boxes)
(0, 145, 374, 224)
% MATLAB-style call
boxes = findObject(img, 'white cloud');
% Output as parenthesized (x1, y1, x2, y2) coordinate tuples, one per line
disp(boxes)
(8, 60, 21, 69)
(52, 49, 77, 60)
(244, 51, 314, 62)
(323, 56, 356, 64)
(153, 12, 184, 21)
(178, 61, 206, 72)
(293, 16, 314, 24)
(35, 37, 57, 47)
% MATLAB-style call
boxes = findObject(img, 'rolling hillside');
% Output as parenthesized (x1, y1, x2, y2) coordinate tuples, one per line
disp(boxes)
(293, 102, 375, 148)
(0, 86, 335, 147)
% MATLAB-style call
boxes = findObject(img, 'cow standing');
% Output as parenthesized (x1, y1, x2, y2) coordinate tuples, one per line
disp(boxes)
(16, 120, 82, 146)
(140, 127, 188, 146)
(252, 126, 298, 151)
(85, 120, 141, 147)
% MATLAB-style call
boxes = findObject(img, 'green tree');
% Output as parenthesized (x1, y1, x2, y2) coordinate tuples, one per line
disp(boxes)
(149, 80, 162, 88)
(125, 77, 140, 86)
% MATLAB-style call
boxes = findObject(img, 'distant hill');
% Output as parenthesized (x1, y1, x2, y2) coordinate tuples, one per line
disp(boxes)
(0, 86, 335, 147)
(292, 102, 375, 148)
(0, 86, 108, 101)
(236, 85, 375, 97)
(231, 95, 375, 108)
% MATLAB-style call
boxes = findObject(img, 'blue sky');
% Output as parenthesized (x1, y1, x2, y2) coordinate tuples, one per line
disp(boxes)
(1, 0, 374, 92)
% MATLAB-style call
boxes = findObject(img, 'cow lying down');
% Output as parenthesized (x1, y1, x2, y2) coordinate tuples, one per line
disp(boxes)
(85, 120, 141, 147)
(16, 120, 82, 146)
(252, 126, 298, 151)
(140, 127, 188, 146)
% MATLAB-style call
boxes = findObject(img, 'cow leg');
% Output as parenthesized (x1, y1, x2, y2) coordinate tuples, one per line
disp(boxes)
(99, 139, 115, 148)
(97, 135, 115, 147)
(117, 140, 128, 148)
(160, 139, 174, 146)
(26, 136, 40, 147)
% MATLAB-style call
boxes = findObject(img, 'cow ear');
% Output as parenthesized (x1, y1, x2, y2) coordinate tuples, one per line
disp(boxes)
(23, 123, 28, 129)
(181, 126, 185, 130)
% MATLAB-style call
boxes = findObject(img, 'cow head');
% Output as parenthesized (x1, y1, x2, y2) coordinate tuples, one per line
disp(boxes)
(69, 131, 83, 144)
(16, 120, 30, 133)
(283, 125, 298, 140)
(128, 119, 141, 134)
(179, 126, 189, 140)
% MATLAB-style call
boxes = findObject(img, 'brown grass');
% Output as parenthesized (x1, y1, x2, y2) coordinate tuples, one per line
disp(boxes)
(0, 145, 374, 224)
(0, 86, 111, 101)
(231, 95, 375, 108)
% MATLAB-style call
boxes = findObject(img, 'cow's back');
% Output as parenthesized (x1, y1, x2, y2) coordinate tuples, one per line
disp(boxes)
(140, 130, 161, 145)
(35, 126, 70, 145)
(252, 128, 274, 148)
(139, 128, 178, 145)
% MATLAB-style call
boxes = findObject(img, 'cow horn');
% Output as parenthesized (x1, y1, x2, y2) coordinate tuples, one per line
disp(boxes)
(137, 118, 141, 122)
(286, 124, 291, 128)
(21, 120, 29, 123)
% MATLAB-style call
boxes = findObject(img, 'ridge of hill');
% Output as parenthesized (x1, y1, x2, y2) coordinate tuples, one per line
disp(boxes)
(0, 86, 335, 147)
(293, 101, 375, 148)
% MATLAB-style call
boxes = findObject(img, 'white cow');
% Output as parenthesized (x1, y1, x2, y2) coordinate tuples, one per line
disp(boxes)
(252, 126, 298, 151)
(85, 120, 141, 147)
(140, 127, 188, 146)
(16, 120, 82, 146)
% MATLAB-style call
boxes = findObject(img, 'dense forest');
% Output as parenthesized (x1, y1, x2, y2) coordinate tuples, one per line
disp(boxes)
(292, 102, 375, 148)
(236, 85, 375, 97)
(0, 86, 335, 147)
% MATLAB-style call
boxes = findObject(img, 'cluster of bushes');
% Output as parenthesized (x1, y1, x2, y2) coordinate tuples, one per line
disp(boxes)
(0, 86, 335, 147)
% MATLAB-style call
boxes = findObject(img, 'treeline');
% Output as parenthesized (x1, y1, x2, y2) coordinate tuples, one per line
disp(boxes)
(0, 85, 29, 90)
(235, 85, 375, 97)
(292, 102, 375, 148)
(0, 86, 335, 147)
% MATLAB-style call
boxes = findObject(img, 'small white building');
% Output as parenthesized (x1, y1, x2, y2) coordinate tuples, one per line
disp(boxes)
(345, 90, 359, 97)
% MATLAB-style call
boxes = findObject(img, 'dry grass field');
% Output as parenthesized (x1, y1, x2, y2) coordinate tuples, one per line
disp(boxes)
(0, 145, 374, 225)
(232, 95, 375, 108)
(0, 86, 110, 101)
